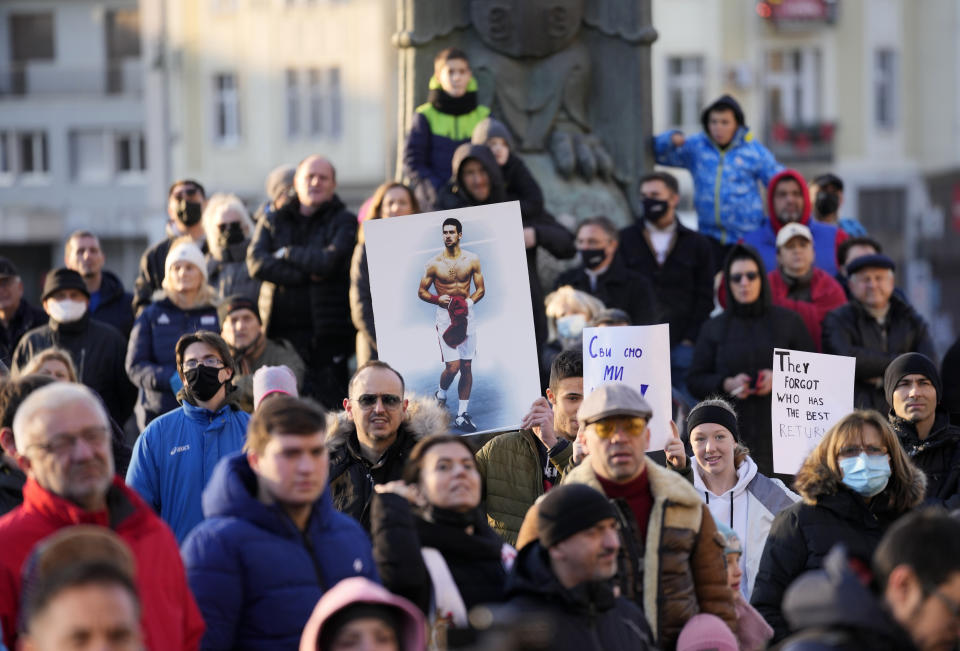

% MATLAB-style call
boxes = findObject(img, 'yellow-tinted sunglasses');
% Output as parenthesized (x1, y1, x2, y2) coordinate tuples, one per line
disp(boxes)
(591, 417, 648, 439)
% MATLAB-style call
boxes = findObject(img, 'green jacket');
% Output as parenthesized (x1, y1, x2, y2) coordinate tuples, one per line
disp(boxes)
(475, 429, 573, 546)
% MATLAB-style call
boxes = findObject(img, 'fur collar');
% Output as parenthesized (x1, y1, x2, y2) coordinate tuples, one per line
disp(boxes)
(326, 395, 450, 449)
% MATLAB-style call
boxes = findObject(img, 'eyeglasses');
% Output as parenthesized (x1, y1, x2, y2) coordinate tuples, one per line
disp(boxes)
(354, 393, 403, 410)
(591, 417, 647, 439)
(730, 271, 760, 284)
(837, 445, 887, 459)
(183, 356, 225, 371)
(27, 426, 109, 457)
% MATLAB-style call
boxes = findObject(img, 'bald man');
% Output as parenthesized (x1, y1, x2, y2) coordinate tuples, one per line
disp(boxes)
(247, 155, 358, 409)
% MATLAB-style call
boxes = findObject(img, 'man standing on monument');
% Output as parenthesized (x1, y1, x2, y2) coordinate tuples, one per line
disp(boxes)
(418, 217, 485, 432)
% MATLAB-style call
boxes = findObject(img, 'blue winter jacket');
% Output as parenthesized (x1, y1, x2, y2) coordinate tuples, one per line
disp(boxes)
(125, 399, 249, 543)
(654, 126, 783, 244)
(181, 453, 379, 650)
(125, 297, 219, 430)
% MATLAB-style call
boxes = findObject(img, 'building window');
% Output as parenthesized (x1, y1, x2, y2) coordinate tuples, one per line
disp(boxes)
(763, 48, 822, 126)
(308, 67, 342, 139)
(9, 13, 55, 62)
(213, 73, 240, 144)
(70, 130, 109, 182)
(875, 49, 897, 129)
(666, 56, 704, 132)
(17, 131, 49, 175)
(286, 69, 300, 138)
(0, 133, 10, 175)
(116, 132, 146, 173)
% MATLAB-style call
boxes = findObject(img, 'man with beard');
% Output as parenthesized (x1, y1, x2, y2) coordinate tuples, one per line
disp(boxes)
(64, 231, 135, 339)
(418, 217, 485, 433)
(218, 295, 304, 413)
(125, 331, 250, 543)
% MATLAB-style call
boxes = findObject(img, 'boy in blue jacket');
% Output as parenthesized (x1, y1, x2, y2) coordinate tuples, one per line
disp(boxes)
(403, 47, 490, 209)
(654, 95, 783, 268)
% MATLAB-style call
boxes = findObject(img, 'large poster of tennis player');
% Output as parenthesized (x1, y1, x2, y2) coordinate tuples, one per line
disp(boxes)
(364, 201, 541, 435)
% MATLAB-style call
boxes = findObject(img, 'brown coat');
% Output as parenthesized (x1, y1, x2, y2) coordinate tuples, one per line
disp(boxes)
(519, 457, 736, 649)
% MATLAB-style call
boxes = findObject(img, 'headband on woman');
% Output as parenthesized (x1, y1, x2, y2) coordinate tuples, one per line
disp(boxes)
(687, 404, 739, 441)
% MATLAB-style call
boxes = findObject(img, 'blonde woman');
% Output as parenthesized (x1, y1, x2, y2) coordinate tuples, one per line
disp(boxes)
(751, 410, 926, 642)
(202, 193, 260, 302)
(126, 238, 219, 430)
(16, 347, 77, 382)
(540, 286, 604, 382)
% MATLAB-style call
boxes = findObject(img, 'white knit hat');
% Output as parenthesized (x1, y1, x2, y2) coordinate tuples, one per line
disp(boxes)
(165, 240, 208, 281)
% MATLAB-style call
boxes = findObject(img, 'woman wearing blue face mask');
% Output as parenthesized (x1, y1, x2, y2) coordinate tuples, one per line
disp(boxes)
(540, 286, 605, 388)
(750, 410, 926, 643)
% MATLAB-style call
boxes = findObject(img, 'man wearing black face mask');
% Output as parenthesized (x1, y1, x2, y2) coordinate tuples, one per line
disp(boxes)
(126, 331, 251, 543)
(555, 217, 658, 328)
(810, 173, 868, 238)
(619, 172, 715, 408)
(133, 179, 209, 316)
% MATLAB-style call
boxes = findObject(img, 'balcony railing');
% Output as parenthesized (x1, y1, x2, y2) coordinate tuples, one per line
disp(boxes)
(0, 61, 143, 98)
(765, 121, 835, 163)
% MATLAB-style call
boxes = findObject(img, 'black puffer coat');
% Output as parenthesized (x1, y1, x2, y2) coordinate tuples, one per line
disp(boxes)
(889, 411, 960, 508)
(687, 244, 814, 475)
(750, 453, 926, 642)
(502, 542, 656, 651)
(247, 194, 357, 351)
(822, 295, 936, 413)
(555, 256, 659, 327)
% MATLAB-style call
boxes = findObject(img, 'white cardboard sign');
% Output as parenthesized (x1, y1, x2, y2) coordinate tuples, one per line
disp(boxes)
(771, 347, 856, 475)
(582, 324, 672, 449)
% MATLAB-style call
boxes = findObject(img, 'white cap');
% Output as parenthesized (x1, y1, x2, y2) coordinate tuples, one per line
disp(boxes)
(775, 222, 813, 249)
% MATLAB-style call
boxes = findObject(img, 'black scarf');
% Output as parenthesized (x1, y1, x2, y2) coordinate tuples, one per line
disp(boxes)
(428, 87, 479, 116)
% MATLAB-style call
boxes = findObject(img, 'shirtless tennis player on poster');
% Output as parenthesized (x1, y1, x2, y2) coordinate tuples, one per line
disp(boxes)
(418, 217, 485, 432)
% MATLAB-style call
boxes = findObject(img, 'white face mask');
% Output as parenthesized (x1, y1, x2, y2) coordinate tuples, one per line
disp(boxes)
(46, 298, 87, 323)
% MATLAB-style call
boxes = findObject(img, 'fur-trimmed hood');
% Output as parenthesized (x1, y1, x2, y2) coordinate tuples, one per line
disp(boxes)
(326, 395, 450, 449)
(793, 455, 927, 508)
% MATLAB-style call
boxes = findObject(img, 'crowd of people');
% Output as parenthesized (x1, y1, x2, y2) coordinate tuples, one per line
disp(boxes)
(0, 46, 958, 651)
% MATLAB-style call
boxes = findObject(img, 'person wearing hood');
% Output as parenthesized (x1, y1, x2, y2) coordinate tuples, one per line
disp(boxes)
(133, 179, 208, 315)
(713, 521, 774, 651)
(884, 352, 960, 508)
(501, 484, 656, 651)
(64, 230, 135, 339)
(182, 395, 377, 650)
(742, 168, 849, 277)
(126, 331, 250, 543)
(403, 48, 491, 210)
(687, 244, 813, 476)
(328, 361, 447, 531)
(300, 577, 426, 651)
(668, 398, 799, 601)
(202, 193, 261, 303)
(12, 268, 135, 427)
(654, 94, 784, 267)
(247, 155, 358, 409)
(126, 237, 220, 430)
(779, 510, 960, 651)
(555, 216, 659, 328)
(219, 295, 305, 413)
(435, 142, 507, 210)
(471, 118, 576, 353)
(751, 410, 927, 643)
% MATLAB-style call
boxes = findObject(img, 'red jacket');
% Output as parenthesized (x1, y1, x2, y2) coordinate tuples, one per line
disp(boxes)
(768, 268, 847, 351)
(0, 477, 204, 650)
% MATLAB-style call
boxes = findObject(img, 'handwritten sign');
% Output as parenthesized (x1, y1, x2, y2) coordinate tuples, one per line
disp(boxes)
(582, 324, 672, 449)
(772, 348, 855, 475)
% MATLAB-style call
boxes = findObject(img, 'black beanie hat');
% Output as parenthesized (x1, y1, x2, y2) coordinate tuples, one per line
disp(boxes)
(217, 295, 261, 325)
(41, 268, 90, 302)
(537, 484, 618, 548)
(884, 352, 942, 407)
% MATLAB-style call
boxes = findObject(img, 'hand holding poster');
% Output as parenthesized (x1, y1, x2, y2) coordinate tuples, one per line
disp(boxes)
(771, 348, 856, 475)
(581, 324, 672, 449)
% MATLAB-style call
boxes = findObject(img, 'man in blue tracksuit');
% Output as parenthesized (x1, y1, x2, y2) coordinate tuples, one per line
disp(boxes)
(126, 330, 250, 543)
(654, 94, 783, 269)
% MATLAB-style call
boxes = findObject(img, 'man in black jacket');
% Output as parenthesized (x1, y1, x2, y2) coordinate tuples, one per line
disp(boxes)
(555, 216, 658, 327)
(620, 171, 714, 408)
(884, 353, 960, 509)
(11, 269, 136, 426)
(503, 484, 656, 651)
(0, 257, 47, 369)
(133, 179, 208, 315)
(822, 254, 936, 412)
(247, 155, 357, 408)
(64, 231, 134, 339)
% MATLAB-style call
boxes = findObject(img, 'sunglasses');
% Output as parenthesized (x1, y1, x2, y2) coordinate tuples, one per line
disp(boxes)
(730, 271, 760, 284)
(355, 393, 403, 409)
(592, 417, 647, 439)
